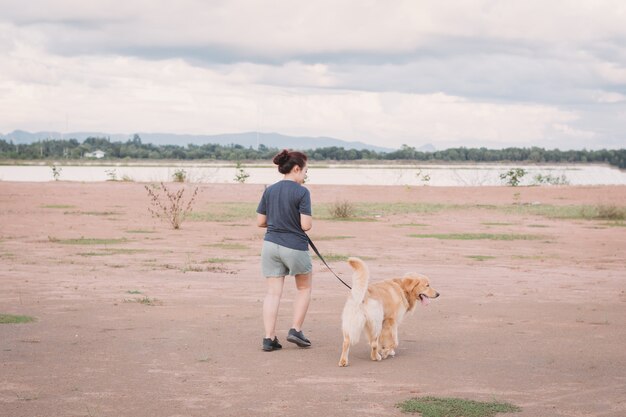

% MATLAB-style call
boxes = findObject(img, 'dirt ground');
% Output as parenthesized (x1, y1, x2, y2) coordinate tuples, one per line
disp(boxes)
(1, 181, 625, 417)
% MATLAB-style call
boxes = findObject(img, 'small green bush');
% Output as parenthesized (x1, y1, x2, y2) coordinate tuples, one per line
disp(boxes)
(500, 168, 527, 186)
(234, 161, 250, 183)
(533, 173, 569, 185)
(50, 164, 62, 181)
(172, 169, 186, 182)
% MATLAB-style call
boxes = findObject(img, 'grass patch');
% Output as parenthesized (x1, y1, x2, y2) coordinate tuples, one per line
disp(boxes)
(500, 204, 626, 220)
(527, 224, 549, 228)
(137, 198, 626, 227)
(64, 211, 122, 216)
(512, 255, 557, 260)
(77, 248, 146, 256)
(189, 202, 256, 222)
(312, 253, 374, 262)
(466, 255, 496, 261)
(326, 216, 378, 222)
(51, 237, 128, 245)
(409, 233, 542, 241)
(76, 252, 110, 257)
(309, 235, 355, 241)
(313, 253, 350, 262)
(182, 264, 221, 272)
(315, 202, 456, 221)
(0, 314, 36, 324)
(125, 229, 156, 234)
(602, 221, 626, 227)
(137, 296, 160, 305)
(481, 222, 514, 226)
(204, 257, 242, 264)
(397, 396, 521, 417)
(205, 243, 249, 250)
(126, 290, 142, 294)
(41, 204, 75, 209)
(183, 201, 458, 223)
(357, 202, 455, 215)
(124, 296, 161, 306)
(103, 248, 146, 254)
(393, 223, 430, 228)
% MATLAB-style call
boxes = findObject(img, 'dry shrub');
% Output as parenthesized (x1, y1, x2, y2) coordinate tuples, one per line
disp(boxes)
(596, 205, 625, 220)
(145, 182, 199, 229)
(329, 200, 355, 219)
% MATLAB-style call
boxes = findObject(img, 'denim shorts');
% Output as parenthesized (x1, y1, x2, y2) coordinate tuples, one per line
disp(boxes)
(261, 241, 312, 277)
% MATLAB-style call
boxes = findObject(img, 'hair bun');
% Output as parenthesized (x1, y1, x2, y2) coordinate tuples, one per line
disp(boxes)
(272, 149, 290, 166)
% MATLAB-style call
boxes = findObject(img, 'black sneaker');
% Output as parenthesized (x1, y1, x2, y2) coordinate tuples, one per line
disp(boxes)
(286, 328, 311, 348)
(262, 337, 282, 352)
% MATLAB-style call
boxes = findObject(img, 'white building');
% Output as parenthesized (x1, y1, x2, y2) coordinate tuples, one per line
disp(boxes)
(85, 150, 106, 159)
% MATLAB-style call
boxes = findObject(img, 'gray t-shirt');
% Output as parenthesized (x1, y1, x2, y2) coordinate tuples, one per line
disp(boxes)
(256, 180, 312, 251)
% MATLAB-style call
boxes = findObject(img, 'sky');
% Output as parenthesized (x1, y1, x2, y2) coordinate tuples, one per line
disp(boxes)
(1, 0, 625, 150)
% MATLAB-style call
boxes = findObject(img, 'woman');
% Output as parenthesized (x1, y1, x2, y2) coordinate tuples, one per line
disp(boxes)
(256, 149, 313, 352)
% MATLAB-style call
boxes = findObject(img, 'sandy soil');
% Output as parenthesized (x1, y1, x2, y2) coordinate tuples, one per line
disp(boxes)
(1, 182, 625, 417)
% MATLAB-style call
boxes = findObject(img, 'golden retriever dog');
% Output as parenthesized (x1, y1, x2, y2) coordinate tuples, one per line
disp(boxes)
(338, 257, 439, 367)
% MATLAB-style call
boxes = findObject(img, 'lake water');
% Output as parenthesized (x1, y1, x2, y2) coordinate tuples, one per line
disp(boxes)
(0, 163, 625, 186)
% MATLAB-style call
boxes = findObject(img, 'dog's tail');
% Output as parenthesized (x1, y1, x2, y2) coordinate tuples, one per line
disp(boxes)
(342, 257, 370, 345)
(347, 257, 369, 303)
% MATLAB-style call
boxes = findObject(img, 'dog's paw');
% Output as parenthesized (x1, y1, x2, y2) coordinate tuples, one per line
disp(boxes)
(389, 349, 396, 357)
(338, 358, 349, 367)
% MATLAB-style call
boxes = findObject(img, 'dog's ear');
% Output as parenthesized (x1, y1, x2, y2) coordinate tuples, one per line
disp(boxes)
(401, 278, 421, 294)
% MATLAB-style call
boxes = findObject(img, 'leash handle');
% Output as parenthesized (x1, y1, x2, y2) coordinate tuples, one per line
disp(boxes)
(306, 234, 352, 290)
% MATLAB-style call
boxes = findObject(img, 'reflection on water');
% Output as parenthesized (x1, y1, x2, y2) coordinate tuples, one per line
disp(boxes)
(0, 163, 624, 186)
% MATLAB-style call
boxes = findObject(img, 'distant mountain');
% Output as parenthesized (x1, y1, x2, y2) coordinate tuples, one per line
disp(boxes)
(2, 130, 130, 144)
(1, 130, 402, 152)
(418, 143, 436, 152)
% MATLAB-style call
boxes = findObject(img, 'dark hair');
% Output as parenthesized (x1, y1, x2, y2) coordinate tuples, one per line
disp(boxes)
(272, 149, 308, 174)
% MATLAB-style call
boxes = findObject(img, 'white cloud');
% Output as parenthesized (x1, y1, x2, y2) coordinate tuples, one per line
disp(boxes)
(593, 91, 626, 103)
(1, 1, 625, 149)
(4, 1, 626, 58)
(0, 42, 591, 148)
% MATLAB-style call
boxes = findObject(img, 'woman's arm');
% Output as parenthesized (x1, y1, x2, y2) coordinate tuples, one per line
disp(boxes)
(300, 214, 312, 231)
(257, 213, 267, 228)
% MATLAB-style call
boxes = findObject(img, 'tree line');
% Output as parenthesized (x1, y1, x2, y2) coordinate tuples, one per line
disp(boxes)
(0, 136, 624, 169)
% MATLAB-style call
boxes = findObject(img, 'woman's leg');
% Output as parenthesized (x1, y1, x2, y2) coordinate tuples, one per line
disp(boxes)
(292, 272, 312, 331)
(263, 276, 285, 339)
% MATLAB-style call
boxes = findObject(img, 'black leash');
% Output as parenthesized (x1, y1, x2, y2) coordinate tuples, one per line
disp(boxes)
(306, 234, 351, 290)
